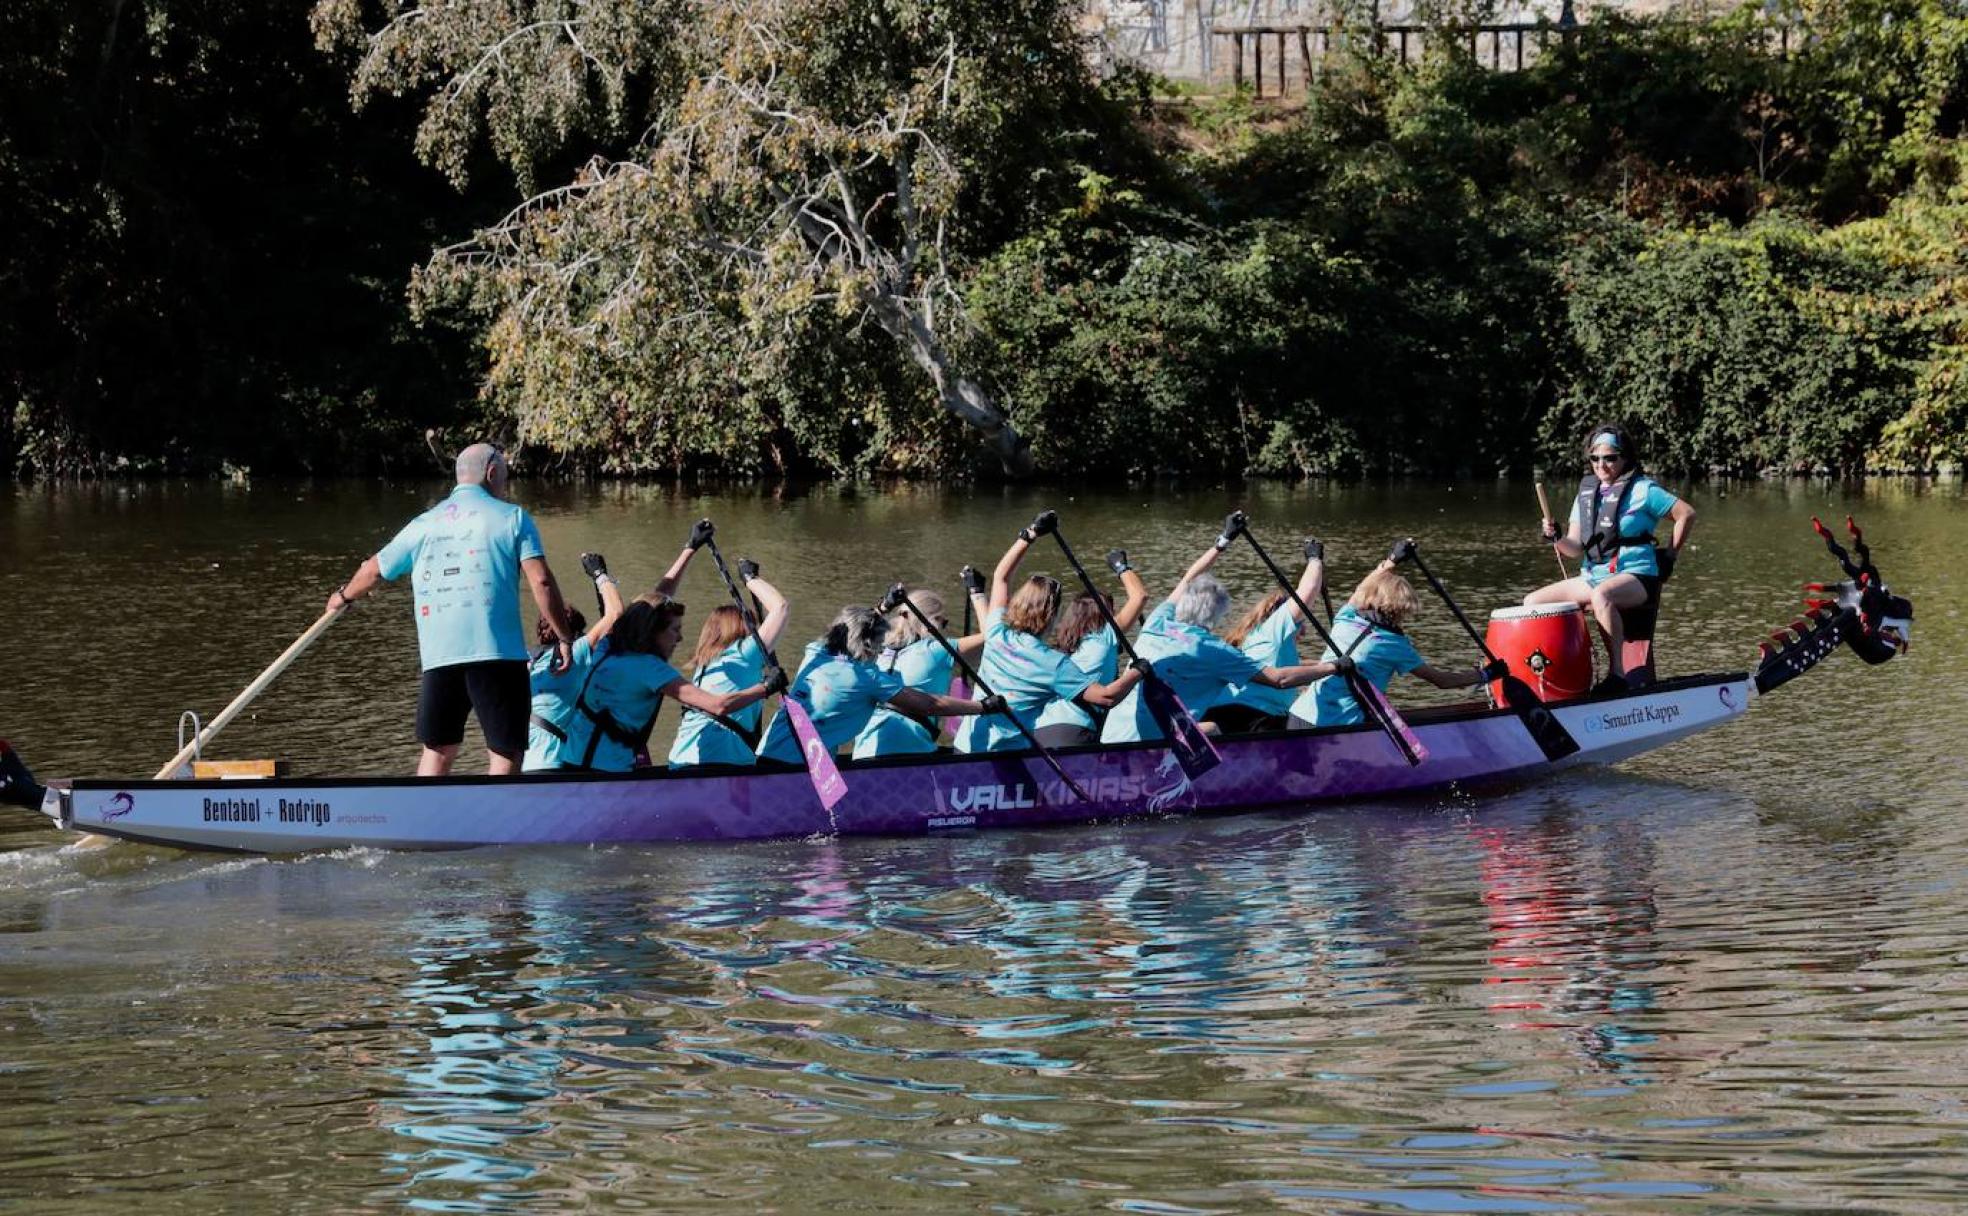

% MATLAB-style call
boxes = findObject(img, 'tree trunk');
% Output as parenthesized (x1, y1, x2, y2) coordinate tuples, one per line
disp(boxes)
(873, 298, 1034, 477)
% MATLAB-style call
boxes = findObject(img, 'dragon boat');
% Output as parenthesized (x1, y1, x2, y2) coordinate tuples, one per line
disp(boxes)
(0, 519, 1912, 854)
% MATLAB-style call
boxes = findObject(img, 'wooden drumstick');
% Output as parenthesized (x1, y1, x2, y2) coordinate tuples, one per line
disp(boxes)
(1535, 483, 1570, 580)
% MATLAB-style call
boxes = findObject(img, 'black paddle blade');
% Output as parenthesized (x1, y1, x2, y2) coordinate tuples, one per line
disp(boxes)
(1498, 677, 1581, 761)
(1141, 675, 1221, 780)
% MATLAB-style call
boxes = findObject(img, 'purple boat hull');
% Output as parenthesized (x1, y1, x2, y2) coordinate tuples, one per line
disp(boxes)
(41, 674, 1750, 853)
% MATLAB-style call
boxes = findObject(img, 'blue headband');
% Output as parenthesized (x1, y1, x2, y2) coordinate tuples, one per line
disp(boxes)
(1590, 431, 1622, 452)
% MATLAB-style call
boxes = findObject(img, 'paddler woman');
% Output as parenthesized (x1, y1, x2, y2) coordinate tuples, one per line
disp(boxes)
(852, 589, 980, 758)
(756, 607, 1003, 765)
(667, 558, 790, 768)
(554, 597, 785, 773)
(966, 512, 1145, 752)
(1101, 515, 1341, 744)
(1030, 549, 1149, 747)
(524, 553, 625, 770)
(1525, 424, 1696, 691)
(1289, 560, 1499, 729)
(1211, 538, 1328, 733)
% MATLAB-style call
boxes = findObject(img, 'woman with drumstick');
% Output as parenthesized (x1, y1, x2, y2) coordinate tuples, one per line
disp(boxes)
(1524, 424, 1696, 692)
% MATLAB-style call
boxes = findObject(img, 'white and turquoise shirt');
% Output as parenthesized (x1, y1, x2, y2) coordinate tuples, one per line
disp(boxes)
(375, 483, 545, 670)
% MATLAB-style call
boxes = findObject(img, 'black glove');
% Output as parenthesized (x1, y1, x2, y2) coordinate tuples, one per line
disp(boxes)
(687, 518, 715, 550)
(1539, 519, 1561, 544)
(737, 557, 760, 582)
(580, 552, 608, 580)
(1656, 547, 1678, 580)
(1481, 658, 1510, 682)
(1106, 548, 1132, 576)
(1388, 537, 1418, 564)
(880, 583, 908, 614)
(1019, 510, 1059, 542)
(761, 665, 789, 695)
(1330, 654, 1358, 677)
(1129, 656, 1155, 678)
(1214, 510, 1249, 550)
(959, 565, 985, 597)
(979, 693, 1009, 716)
(1302, 537, 1324, 562)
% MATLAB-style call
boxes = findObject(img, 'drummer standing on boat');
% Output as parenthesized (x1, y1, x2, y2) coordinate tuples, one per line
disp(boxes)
(326, 443, 577, 777)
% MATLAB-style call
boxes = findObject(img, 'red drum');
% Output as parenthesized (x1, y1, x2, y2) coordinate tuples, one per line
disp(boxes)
(1485, 603, 1593, 703)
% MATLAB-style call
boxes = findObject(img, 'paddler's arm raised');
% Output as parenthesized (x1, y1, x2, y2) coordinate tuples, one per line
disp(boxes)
(579, 552, 625, 647)
(1171, 512, 1245, 601)
(738, 559, 791, 651)
(651, 518, 716, 600)
(1280, 538, 1325, 623)
(1106, 550, 1151, 631)
(992, 511, 1057, 612)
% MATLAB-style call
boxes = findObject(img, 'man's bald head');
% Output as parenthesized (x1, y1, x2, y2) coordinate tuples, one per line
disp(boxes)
(456, 443, 509, 495)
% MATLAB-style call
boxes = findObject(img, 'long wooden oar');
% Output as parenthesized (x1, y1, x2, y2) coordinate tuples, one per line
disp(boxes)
(1238, 524, 1426, 767)
(1047, 523, 1221, 780)
(881, 583, 1090, 803)
(154, 609, 343, 779)
(1401, 543, 1582, 762)
(1535, 483, 1570, 581)
(702, 532, 847, 812)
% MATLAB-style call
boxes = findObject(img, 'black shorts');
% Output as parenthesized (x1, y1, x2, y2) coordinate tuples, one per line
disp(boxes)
(1618, 574, 1665, 642)
(418, 660, 531, 758)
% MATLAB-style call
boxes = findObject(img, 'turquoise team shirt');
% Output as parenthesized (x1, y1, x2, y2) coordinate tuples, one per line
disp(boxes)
(1034, 624, 1119, 734)
(1581, 475, 1679, 585)
(757, 641, 906, 765)
(667, 637, 765, 768)
(375, 483, 545, 671)
(969, 608, 1096, 752)
(854, 638, 954, 758)
(1102, 601, 1262, 744)
(1292, 605, 1424, 728)
(558, 651, 683, 772)
(523, 636, 601, 771)
(1223, 606, 1301, 717)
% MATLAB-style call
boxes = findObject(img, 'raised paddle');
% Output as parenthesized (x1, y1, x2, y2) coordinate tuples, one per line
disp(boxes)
(1043, 516, 1221, 780)
(702, 530, 846, 812)
(154, 608, 343, 779)
(880, 583, 1092, 804)
(1236, 520, 1426, 767)
(1535, 483, 1570, 581)
(943, 565, 981, 735)
(1394, 540, 1582, 762)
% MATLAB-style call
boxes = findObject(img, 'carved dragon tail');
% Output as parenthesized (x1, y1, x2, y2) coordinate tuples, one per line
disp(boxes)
(1754, 518, 1914, 696)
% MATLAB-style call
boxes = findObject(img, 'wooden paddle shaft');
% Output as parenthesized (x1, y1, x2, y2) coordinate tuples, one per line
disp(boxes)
(1535, 482, 1570, 580)
(154, 609, 342, 779)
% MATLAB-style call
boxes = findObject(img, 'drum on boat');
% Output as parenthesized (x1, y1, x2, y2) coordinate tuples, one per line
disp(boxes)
(1485, 603, 1592, 703)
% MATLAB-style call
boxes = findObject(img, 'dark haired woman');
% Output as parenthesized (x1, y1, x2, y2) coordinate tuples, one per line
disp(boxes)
(667, 560, 790, 768)
(523, 553, 626, 771)
(1525, 424, 1696, 690)
(965, 512, 1144, 753)
(555, 597, 783, 773)
(1030, 550, 1149, 747)
(756, 606, 999, 765)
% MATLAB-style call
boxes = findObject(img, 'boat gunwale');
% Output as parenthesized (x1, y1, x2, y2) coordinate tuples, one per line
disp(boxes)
(63, 671, 1749, 793)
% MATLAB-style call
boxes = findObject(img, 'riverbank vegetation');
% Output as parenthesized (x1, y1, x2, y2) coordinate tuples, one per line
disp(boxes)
(7, 0, 1967, 480)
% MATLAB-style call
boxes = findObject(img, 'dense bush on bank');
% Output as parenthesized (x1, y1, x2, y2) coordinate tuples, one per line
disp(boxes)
(5, 0, 1965, 479)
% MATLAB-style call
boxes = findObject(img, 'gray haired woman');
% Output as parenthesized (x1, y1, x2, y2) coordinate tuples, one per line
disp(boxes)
(1101, 515, 1345, 744)
(757, 606, 1000, 765)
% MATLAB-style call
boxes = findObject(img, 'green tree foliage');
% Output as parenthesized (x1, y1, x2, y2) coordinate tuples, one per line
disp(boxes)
(0, 0, 492, 477)
(315, 0, 1131, 475)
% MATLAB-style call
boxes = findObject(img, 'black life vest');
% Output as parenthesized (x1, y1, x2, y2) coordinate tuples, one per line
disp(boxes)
(570, 653, 666, 770)
(681, 659, 764, 751)
(1575, 474, 1657, 566)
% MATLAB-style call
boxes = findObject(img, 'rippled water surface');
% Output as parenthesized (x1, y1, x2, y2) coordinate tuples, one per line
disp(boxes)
(3, 478, 1965, 1213)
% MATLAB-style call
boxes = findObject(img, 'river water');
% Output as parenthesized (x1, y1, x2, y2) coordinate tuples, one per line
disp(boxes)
(2, 478, 1963, 1213)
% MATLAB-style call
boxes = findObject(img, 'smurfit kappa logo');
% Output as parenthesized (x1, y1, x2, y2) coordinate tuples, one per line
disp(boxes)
(1718, 684, 1738, 711)
(102, 792, 136, 822)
